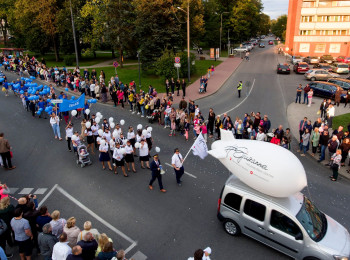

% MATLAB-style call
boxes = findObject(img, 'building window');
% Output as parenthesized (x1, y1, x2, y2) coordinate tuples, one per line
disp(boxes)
(299, 43, 310, 53)
(302, 2, 315, 7)
(318, 1, 332, 7)
(332, 1, 350, 7)
(300, 30, 313, 35)
(329, 44, 341, 53)
(315, 44, 326, 53)
(301, 16, 314, 22)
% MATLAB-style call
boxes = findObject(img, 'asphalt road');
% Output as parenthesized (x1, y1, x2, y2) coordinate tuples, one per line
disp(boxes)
(1, 39, 350, 260)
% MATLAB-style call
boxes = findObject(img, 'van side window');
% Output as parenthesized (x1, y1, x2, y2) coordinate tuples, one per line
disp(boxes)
(243, 199, 266, 221)
(270, 210, 302, 237)
(224, 193, 242, 211)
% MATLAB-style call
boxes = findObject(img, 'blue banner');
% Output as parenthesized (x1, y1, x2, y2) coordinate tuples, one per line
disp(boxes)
(58, 94, 85, 112)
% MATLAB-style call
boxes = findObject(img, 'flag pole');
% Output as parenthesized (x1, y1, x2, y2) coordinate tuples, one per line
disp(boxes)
(182, 145, 193, 164)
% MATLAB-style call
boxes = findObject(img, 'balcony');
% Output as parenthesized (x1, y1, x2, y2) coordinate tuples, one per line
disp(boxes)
(301, 7, 350, 15)
(299, 22, 350, 29)
(294, 35, 350, 42)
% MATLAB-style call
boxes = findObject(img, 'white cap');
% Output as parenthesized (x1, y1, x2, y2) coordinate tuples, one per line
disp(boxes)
(203, 247, 211, 255)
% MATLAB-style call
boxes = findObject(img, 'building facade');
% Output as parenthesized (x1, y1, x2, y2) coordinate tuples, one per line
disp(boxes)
(285, 0, 350, 57)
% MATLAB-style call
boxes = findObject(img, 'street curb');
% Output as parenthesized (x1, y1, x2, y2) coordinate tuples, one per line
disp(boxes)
(286, 102, 350, 181)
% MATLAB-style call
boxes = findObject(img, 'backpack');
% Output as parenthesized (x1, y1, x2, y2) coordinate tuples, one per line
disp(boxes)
(0, 219, 7, 236)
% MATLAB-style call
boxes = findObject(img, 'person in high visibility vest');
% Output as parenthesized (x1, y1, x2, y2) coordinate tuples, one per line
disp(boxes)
(237, 81, 243, 98)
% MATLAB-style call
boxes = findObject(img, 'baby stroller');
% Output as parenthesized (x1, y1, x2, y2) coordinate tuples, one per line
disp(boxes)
(76, 144, 92, 167)
(148, 109, 160, 124)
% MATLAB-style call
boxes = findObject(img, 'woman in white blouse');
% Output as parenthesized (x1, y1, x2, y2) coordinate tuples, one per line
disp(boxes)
(113, 143, 128, 177)
(125, 140, 136, 173)
(139, 139, 150, 169)
(50, 112, 62, 140)
(99, 137, 113, 171)
(65, 123, 74, 152)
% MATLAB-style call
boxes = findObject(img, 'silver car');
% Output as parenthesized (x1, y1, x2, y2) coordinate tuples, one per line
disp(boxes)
(331, 63, 349, 74)
(305, 69, 340, 81)
(217, 176, 350, 260)
(234, 46, 248, 53)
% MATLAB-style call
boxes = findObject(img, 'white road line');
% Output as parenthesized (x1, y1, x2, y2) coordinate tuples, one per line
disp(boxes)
(125, 241, 139, 255)
(38, 184, 58, 207)
(18, 188, 34, 194)
(130, 250, 148, 260)
(34, 188, 48, 195)
(8, 188, 18, 194)
(55, 186, 137, 247)
(219, 78, 256, 116)
(164, 163, 197, 179)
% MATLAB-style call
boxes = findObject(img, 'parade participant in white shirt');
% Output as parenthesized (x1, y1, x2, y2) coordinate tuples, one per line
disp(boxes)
(91, 121, 99, 148)
(71, 131, 81, 153)
(65, 122, 74, 152)
(84, 125, 94, 154)
(113, 124, 122, 139)
(99, 137, 112, 171)
(103, 128, 112, 143)
(113, 143, 128, 177)
(145, 127, 153, 151)
(125, 140, 136, 173)
(50, 113, 62, 140)
(117, 133, 127, 148)
(127, 126, 136, 153)
(171, 148, 185, 186)
(139, 139, 150, 169)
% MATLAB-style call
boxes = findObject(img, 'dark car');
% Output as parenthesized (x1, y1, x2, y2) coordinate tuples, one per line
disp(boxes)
(277, 63, 290, 74)
(319, 55, 334, 64)
(327, 78, 350, 90)
(259, 43, 265, 48)
(293, 62, 309, 74)
(309, 81, 346, 101)
(313, 63, 332, 72)
(268, 40, 273, 45)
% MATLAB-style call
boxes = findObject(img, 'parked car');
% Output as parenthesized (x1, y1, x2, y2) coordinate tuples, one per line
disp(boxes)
(277, 63, 290, 74)
(233, 46, 248, 53)
(293, 62, 310, 74)
(336, 56, 350, 63)
(330, 63, 349, 74)
(259, 43, 265, 48)
(328, 78, 350, 90)
(309, 81, 346, 101)
(268, 40, 273, 45)
(304, 69, 339, 81)
(217, 176, 350, 260)
(291, 56, 303, 65)
(261, 35, 266, 39)
(303, 56, 320, 64)
(319, 55, 334, 64)
(313, 63, 332, 72)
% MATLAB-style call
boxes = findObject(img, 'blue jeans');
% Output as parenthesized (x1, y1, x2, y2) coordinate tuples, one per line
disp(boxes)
(164, 116, 170, 127)
(140, 105, 145, 116)
(295, 93, 301, 103)
(319, 145, 326, 161)
(303, 93, 308, 104)
(299, 143, 307, 154)
(51, 124, 61, 138)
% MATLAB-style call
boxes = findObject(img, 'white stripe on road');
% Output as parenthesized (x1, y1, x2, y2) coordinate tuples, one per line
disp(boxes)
(130, 251, 148, 260)
(38, 184, 58, 207)
(164, 163, 197, 179)
(8, 188, 18, 194)
(33, 188, 48, 194)
(18, 188, 33, 194)
(219, 78, 256, 116)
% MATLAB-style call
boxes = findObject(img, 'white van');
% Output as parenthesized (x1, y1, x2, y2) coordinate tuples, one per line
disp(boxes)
(217, 176, 350, 260)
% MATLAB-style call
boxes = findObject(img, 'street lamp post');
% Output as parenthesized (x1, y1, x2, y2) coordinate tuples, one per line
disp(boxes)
(177, 3, 191, 83)
(69, 0, 79, 67)
(137, 51, 141, 92)
(220, 12, 229, 56)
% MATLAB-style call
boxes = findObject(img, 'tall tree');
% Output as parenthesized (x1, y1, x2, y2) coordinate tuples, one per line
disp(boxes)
(202, 0, 220, 48)
(0, 0, 14, 46)
(258, 13, 271, 36)
(271, 15, 287, 40)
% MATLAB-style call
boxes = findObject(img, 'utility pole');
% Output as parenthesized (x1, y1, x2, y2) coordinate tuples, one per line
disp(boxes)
(187, 1, 191, 83)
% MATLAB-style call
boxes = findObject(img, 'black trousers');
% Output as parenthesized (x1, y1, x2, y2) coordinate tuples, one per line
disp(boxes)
(208, 122, 214, 135)
(238, 90, 241, 98)
(174, 166, 184, 184)
(149, 172, 164, 190)
(67, 137, 72, 151)
(0, 151, 12, 169)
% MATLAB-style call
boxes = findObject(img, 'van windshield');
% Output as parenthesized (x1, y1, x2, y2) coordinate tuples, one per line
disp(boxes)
(296, 197, 327, 242)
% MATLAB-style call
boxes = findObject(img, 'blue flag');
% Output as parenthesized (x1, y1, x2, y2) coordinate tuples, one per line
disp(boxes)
(59, 94, 85, 112)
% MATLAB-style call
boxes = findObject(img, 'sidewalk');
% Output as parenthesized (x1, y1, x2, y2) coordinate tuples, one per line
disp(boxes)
(172, 57, 242, 104)
(287, 98, 350, 180)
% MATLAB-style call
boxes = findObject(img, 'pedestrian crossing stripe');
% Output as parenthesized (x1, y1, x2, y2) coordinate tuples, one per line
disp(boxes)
(8, 188, 48, 195)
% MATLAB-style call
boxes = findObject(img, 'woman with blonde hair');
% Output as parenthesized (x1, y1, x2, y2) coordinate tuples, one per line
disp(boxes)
(49, 210, 67, 238)
(0, 197, 14, 255)
(63, 217, 81, 248)
(95, 233, 112, 257)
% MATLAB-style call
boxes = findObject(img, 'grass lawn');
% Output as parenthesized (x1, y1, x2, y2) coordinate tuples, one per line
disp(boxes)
(89, 59, 222, 93)
(333, 113, 350, 130)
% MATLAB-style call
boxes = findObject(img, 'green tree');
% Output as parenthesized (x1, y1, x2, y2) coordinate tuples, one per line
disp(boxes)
(258, 13, 271, 36)
(202, 0, 220, 48)
(0, 0, 15, 46)
(271, 15, 287, 40)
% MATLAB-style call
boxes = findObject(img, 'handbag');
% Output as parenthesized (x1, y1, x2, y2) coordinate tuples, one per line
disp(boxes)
(331, 163, 339, 170)
(1, 87, 5, 92)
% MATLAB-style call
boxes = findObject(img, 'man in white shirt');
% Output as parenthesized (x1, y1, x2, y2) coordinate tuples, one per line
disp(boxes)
(52, 232, 72, 260)
(171, 148, 184, 186)
(327, 104, 335, 128)
(256, 127, 267, 141)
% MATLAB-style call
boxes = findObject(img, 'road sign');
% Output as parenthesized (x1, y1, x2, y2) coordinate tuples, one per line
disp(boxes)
(51, 99, 63, 104)
(113, 61, 119, 68)
(175, 57, 180, 63)
(174, 63, 181, 68)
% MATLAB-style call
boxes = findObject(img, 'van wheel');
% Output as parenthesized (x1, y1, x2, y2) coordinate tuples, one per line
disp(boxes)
(303, 257, 320, 260)
(224, 219, 241, 236)
(310, 77, 316, 81)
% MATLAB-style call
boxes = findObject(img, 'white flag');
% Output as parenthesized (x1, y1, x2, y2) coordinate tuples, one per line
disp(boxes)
(191, 133, 208, 159)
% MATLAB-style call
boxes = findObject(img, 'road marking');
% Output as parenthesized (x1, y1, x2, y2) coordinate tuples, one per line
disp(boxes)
(34, 188, 48, 194)
(18, 188, 33, 194)
(164, 163, 197, 179)
(130, 251, 147, 260)
(38, 184, 58, 207)
(219, 78, 256, 116)
(8, 188, 18, 194)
